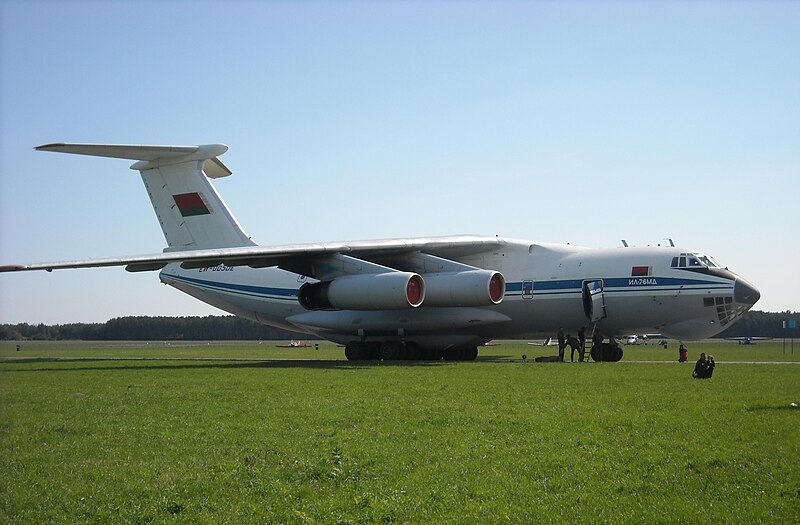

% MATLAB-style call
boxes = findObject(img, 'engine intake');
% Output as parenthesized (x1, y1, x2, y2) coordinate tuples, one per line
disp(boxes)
(422, 270, 505, 307)
(299, 272, 425, 310)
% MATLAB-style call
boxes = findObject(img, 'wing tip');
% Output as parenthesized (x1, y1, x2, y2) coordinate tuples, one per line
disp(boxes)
(35, 143, 66, 151)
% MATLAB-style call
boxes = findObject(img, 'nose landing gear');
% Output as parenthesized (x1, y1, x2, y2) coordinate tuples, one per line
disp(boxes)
(589, 339, 623, 362)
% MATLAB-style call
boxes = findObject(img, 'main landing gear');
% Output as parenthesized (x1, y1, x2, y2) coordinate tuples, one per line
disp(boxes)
(344, 341, 478, 362)
(589, 339, 624, 362)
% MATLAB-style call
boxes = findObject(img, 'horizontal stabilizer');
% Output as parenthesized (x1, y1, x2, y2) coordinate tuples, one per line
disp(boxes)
(36, 143, 199, 160)
(35, 143, 232, 178)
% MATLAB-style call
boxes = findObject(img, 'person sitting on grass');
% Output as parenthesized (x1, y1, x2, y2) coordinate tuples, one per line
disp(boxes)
(693, 352, 708, 379)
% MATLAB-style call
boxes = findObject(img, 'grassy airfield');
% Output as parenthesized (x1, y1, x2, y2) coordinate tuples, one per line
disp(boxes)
(1, 341, 798, 523)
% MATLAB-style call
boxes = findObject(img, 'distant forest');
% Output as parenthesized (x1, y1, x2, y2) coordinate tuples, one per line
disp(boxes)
(0, 316, 312, 341)
(1, 310, 797, 341)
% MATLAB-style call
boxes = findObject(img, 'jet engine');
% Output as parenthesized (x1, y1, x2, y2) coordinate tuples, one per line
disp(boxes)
(298, 272, 425, 310)
(422, 270, 505, 307)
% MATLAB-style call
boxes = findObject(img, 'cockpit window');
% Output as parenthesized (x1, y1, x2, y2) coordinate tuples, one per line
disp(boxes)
(671, 253, 720, 268)
(697, 254, 719, 268)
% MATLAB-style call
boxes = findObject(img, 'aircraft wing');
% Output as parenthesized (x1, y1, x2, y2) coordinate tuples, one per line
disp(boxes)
(0, 235, 505, 275)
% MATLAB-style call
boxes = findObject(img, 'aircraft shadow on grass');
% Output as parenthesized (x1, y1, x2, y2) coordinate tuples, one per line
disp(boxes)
(0, 357, 453, 373)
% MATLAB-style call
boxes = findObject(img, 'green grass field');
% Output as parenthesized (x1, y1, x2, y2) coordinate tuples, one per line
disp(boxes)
(1, 341, 799, 523)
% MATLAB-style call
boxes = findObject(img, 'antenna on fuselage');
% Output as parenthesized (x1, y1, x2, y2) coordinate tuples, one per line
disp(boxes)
(621, 240, 629, 247)
(663, 238, 675, 247)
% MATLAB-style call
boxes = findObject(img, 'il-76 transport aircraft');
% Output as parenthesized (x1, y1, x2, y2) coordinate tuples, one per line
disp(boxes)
(1, 143, 761, 361)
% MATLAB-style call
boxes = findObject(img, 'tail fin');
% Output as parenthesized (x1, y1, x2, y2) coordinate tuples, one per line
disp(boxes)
(36, 143, 256, 250)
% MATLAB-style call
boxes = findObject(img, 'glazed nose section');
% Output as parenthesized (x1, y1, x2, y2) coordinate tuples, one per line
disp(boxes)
(734, 277, 760, 305)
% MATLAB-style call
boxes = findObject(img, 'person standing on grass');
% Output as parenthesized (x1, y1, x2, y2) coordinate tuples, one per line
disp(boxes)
(567, 334, 582, 362)
(557, 328, 566, 362)
(706, 355, 716, 378)
(679, 343, 688, 363)
(590, 331, 604, 361)
(693, 352, 707, 378)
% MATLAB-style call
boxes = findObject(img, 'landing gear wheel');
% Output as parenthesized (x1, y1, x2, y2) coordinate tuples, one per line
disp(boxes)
(442, 346, 465, 361)
(345, 342, 367, 361)
(590, 342, 623, 362)
(603, 343, 623, 362)
(602, 343, 615, 362)
(366, 342, 381, 360)
(464, 346, 478, 361)
(422, 348, 443, 361)
(404, 342, 422, 360)
(380, 341, 404, 361)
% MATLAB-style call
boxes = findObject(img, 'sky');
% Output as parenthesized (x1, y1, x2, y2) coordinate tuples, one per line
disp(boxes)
(1, 0, 798, 324)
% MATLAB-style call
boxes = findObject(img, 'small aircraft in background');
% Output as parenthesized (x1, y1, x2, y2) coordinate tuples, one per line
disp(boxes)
(725, 336, 772, 345)
(276, 340, 312, 348)
(624, 334, 662, 345)
(527, 337, 555, 347)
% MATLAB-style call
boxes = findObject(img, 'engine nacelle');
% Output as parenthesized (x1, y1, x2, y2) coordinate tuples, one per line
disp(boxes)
(422, 270, 505, 307)
(298, 272, 425, 310)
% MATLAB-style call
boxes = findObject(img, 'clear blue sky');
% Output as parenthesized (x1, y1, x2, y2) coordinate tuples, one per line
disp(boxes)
(1, 1, 798, 323)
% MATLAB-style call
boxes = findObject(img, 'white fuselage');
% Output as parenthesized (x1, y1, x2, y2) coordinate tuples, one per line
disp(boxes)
(159, 239, 755, 348)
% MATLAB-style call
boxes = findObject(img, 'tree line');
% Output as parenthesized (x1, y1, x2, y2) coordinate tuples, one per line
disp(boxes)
(715, 310, 798, 339)
(0, 316, 314, 341)
(1, 310, 797, 341)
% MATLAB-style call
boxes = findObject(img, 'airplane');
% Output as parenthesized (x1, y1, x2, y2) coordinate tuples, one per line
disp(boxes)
(623, 333, 662, 346)
(0, 143, 762, 361)
(725, 336, 772, 345)
(276, 340, 312, 348)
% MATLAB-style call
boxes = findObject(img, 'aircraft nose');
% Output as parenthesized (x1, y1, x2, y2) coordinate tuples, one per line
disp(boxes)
(734, 277, 760, 305)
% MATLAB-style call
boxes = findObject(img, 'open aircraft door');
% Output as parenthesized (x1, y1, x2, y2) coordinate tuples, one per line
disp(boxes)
(582, 279, 606, 322)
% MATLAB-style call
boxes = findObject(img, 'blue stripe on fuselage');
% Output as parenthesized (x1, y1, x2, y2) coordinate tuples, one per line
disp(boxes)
(162, 273, 299, 301)
(504, 276, 731, 296)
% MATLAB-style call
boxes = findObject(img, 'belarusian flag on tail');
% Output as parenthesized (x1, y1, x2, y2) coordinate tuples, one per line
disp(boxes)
(173, 192, 211, 217)
(34, 143, 255, 249)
